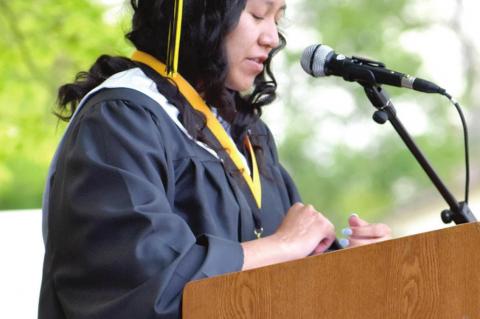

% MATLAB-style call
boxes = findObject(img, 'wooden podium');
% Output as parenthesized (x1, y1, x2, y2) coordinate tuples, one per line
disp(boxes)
(183, 222, 480, 318)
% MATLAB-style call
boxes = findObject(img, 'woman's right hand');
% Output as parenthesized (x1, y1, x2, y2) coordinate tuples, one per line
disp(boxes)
(272, 202, 336, 260)
(241, 203, 336, 270)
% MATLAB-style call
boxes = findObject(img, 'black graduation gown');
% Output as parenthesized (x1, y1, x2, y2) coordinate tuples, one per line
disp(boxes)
(39, 86, 301, 318)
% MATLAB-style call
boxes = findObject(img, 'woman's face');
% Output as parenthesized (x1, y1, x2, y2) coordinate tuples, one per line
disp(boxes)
(225, 0, 286, 92)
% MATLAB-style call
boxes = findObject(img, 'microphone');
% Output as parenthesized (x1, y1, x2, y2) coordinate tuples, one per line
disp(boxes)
(301, 44, 446, 94)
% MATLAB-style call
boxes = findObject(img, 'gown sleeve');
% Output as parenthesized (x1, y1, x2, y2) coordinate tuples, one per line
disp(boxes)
(43, 98, 243, 318)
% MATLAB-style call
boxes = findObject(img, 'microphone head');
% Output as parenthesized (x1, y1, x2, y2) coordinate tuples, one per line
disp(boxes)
(300, 44, 334, 77)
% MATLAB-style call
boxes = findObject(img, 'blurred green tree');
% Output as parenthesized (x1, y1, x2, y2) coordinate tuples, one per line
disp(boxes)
(0, 0, 130, 208)
(0, 0, 477, 229)
(272, 0, 479, 227)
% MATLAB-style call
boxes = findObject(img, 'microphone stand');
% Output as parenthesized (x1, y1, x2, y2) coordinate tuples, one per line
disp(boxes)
(360, 83, 476, 225)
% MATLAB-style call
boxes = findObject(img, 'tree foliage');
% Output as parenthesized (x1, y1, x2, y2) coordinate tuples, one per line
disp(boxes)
(272, 0, 479, 226)
(1, 0, 478, 228)
(0, 0, 130, 208)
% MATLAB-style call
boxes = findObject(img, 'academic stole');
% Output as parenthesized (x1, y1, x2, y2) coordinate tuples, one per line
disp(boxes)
(132, 50, 264, 238)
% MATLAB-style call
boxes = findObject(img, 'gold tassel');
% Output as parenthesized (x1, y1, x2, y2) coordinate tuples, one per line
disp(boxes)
(166, 0, 184, 77)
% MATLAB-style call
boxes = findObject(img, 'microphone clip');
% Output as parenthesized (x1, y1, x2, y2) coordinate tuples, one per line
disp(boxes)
(351, 56, 386, 69)
(335, 56, 387, 86)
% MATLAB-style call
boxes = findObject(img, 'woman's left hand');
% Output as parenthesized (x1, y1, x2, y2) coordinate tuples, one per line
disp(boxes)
(340, 214, 392, 248)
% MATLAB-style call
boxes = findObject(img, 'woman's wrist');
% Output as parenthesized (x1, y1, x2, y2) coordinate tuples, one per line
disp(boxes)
(268, 232, 300, 260)
(240, 234, 294, 271)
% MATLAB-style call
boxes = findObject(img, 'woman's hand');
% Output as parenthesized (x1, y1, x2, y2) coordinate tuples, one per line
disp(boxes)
(241, 203, 336, 270)
(272, 203, 337, 258)
(341, 214, 391, 248)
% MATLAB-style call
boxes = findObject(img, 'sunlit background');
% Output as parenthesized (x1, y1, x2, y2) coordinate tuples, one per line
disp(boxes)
(0, 0, 479, 317)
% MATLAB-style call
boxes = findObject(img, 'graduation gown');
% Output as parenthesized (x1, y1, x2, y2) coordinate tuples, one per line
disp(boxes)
(39, 68, 301, 318)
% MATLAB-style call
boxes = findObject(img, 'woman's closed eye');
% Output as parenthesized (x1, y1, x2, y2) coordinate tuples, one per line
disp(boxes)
(251, 12, 265, 21)
(251, 12, 284, 27)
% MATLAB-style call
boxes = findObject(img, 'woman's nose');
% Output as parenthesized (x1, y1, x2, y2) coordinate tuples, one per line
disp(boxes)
(259, 20, 280, 49)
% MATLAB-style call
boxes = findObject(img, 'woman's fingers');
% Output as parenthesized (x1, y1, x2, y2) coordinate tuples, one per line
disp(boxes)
(347, 223, 391, 239)
(348, 213, 369, 227)
(348, 236, 389, 248)
(340, 213, 392, 248)
(274, 203, 336, 259)
(313, 232, 337, 254)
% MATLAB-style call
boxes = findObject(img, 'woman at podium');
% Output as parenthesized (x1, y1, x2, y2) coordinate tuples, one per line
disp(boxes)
(39, 0, 391, 318)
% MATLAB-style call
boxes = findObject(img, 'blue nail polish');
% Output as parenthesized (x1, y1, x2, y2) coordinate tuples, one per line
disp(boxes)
(342, 228, 353, 236)
(339, 238, 350, 248)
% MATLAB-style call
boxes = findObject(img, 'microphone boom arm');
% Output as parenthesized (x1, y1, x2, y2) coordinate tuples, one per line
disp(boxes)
(360, 83, 476, 225)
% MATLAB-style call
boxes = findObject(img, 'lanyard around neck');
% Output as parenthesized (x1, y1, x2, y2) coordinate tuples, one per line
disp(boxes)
(131, 50, 262, 209)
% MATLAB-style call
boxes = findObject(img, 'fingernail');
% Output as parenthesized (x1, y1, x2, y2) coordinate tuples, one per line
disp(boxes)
(350, 212, 359, 218)
(342, 228, 353, 236)
(339, 238, 350, 248)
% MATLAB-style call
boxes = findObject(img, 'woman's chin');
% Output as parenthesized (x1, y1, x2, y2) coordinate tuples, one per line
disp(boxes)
(226, 79, 256, 94)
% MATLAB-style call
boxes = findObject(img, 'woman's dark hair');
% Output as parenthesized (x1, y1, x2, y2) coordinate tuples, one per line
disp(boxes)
(57, 0, 286, 172)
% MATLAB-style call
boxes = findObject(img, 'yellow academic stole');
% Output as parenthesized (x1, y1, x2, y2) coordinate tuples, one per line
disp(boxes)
(132, 50, 263, 237)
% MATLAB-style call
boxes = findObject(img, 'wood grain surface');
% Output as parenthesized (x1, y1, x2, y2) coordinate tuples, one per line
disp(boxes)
(183, 222, 480, 318)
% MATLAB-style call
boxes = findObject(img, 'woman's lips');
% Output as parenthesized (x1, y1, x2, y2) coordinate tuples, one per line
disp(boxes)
(245, 57, 266, 73)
